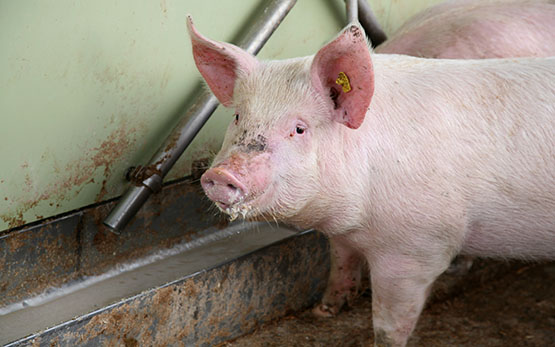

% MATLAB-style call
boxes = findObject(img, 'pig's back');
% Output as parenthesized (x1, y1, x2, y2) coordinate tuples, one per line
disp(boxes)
(362, 55, 555, 260)
(376, 1, 555, 59)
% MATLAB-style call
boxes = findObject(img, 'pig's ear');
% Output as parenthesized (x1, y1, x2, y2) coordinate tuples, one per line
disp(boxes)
(310, 25, 374, 129)
(187, 16, 258, 107)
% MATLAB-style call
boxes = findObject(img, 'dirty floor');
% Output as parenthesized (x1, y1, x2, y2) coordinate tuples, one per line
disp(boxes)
(223, 259, 555, 346)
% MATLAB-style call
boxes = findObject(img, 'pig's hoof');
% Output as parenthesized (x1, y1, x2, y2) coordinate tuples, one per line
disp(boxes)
(312, 303, 337, 318)
(445, 255, 474, 275)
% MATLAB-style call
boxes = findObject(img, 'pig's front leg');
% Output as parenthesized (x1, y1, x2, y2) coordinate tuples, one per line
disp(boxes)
(370, 255, 448, 347)
(313, 235, 363, 317)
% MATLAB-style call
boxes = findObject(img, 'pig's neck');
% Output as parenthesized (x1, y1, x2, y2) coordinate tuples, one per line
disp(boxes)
(306, 124, 374, 235)
(289, 54, 434, 235)
(284, 109, 376, 235)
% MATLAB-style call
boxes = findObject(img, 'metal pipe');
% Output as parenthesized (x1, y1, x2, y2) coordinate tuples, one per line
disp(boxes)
(356, 0, 387, 47)
(346, 0, 358, 24)
(104, 0, 298, 231)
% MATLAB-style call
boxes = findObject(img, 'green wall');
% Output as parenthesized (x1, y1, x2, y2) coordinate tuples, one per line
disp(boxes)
(0, 0, 442, 232)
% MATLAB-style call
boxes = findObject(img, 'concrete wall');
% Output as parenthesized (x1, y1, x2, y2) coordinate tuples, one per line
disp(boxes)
(0, 0, 442, 232)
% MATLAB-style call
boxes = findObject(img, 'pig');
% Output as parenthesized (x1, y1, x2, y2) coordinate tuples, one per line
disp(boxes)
(188, 16, 555, 347)
(376, 0, 555, 58)
(327, 0, 555, 312)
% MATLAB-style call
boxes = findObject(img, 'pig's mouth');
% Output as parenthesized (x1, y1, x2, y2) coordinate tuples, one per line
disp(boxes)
(214, 187, 276, 222)
(215, 202, 229, 210)
(220, 203, 253, 221)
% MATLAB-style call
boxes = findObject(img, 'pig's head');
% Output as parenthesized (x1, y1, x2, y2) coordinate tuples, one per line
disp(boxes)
(187, 17, 374, 224)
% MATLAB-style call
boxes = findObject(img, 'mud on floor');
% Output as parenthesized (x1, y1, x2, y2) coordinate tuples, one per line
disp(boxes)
(223, 259, 555, 346)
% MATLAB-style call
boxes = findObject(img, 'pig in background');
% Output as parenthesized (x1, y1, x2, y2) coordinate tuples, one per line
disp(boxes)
(377, 0, 555, 58)
(189, 2, 555, 347)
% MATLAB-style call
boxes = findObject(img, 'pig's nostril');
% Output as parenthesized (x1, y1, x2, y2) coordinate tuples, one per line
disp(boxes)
(201, 168, 247, 203)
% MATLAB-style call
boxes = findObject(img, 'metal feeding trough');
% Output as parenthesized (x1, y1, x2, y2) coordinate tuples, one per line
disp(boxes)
(0, 180, 330, 346)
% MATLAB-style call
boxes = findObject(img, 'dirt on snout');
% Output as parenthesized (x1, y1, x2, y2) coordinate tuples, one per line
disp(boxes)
(223, 259, 555, 346)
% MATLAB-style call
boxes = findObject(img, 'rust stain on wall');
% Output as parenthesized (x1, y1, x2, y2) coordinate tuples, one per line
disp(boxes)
(91, 124, 134, 203)
(0, 120, 138, 231)
(1, 212, 27, 231)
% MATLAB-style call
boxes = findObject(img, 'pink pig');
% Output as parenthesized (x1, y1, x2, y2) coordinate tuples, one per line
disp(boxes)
(319, 0, 555, 321)
(377, 0, 555, 58)
(189, 13, 555, 347)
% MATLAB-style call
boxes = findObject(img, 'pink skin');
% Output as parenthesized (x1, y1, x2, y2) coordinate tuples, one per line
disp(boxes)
(321, 0, 555, 320)
(312, 234, 364, 318)
(377, 0, 555, 58)
(310, 26, 374, 129)
(201, 167, 248, 210)
(188, 19, 258, 107)
(201, 151, 275, 218)
(188, 13, 555, 347)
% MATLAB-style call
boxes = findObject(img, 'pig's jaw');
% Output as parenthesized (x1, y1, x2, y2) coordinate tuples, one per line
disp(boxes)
(220, 203, 252, 222)
(210, 180, 278, 222)
(214, 183, 312, 226)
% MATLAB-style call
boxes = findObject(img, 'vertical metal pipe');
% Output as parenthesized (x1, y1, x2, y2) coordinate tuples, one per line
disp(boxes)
(346, 0, 359, 24)
(356, 0, 387, 46)
(104, 0, 297, 231)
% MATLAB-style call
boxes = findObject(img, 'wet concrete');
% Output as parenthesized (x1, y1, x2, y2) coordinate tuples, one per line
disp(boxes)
(223, 259, 555, 346)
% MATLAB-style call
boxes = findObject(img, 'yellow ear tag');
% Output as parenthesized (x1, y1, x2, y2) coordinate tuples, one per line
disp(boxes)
(335, 72, 352, 93)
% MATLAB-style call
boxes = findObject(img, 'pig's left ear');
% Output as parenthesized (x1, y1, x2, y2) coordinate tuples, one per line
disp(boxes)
(187, 16, 258, 107)
(310, 25, 374, 129)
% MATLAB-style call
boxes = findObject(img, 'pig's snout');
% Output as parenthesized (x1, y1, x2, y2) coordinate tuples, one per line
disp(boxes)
(201, 168, 247, 208)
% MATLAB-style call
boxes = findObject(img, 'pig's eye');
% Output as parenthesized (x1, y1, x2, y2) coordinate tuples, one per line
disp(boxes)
(289, 122, 307, 138)
(234, 114, 239, 125)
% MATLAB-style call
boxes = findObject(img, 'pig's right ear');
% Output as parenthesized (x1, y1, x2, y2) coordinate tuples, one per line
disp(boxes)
(310, 25, 374, 129)
(187, 16, 258, 107)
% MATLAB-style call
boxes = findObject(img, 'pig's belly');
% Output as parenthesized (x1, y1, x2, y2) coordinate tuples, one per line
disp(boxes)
(461, 214, 555, 260)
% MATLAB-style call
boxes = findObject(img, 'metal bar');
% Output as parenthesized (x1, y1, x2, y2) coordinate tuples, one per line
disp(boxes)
(346, 0, 358, 24)
(104, 0, 298, 231)
(356, 0, 387, 46)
